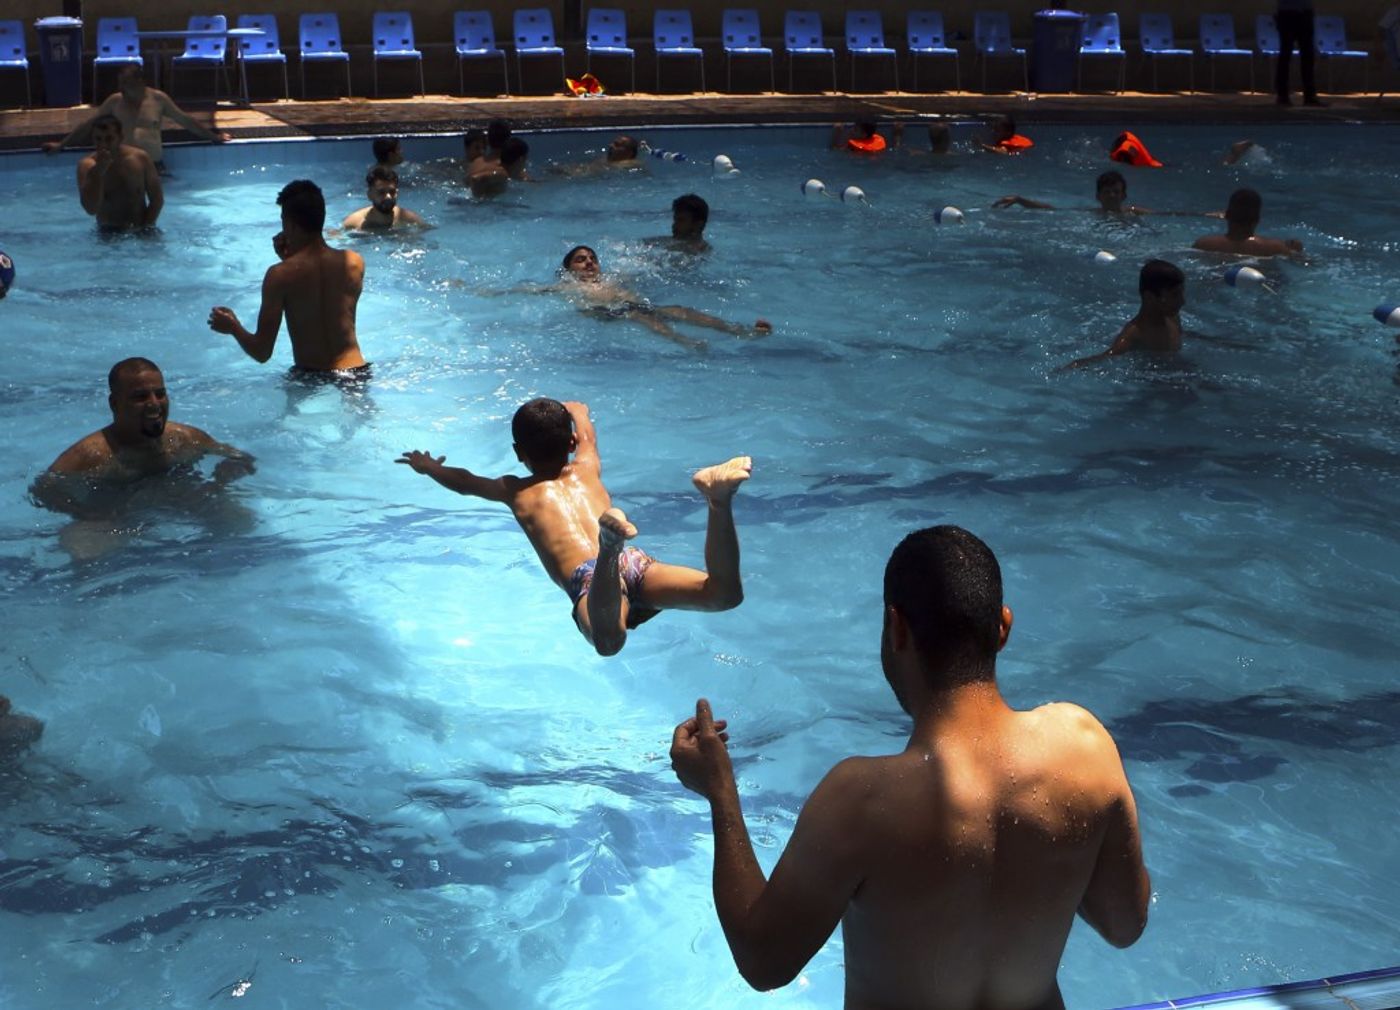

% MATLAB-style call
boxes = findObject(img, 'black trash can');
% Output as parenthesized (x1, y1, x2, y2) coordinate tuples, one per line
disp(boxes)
(34, 16, 84, 108)
(1030, 9, 1085, 93)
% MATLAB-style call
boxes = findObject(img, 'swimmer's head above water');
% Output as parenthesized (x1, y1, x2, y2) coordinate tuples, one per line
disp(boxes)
(1139, 258, 1186, 315)
(91, 113, 123, 153)
(117, 65, 147, 103)
(1096, 170, 1127, 212)
(511, 397, 575, 472)
(607, 135, 640, 162)
(561, 245, 600, 281)
(277, 179, 326, 241)
(671, 193, 708, 240)
(365, 165, 399, 216)
(372, 136, 403, 167)
(462, 128, 488, 162)
(107, 357, 169, 441)
(1225, 187, 1263, 229)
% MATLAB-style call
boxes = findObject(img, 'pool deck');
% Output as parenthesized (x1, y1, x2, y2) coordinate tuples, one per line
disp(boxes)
(2, 90, 1398, 150)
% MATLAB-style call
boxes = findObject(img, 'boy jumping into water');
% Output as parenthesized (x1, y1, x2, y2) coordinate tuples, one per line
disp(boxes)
(397, 399, 749, 655)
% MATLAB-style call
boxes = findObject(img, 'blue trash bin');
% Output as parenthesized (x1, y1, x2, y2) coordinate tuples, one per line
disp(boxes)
(1030, 9, 1085, 93)
(35, 16, 84, 107)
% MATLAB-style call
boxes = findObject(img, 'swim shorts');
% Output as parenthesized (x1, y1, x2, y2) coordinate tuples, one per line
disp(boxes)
(569, 546, 661, 629)
(287, 362, 373, 389)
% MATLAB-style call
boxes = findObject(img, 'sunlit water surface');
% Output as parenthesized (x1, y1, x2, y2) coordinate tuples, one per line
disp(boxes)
(0, 124, 1397, 1008)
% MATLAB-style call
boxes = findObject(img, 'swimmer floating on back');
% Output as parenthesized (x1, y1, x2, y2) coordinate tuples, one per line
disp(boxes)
(510, 246, 770, 351)
(397, 398, 750, 656)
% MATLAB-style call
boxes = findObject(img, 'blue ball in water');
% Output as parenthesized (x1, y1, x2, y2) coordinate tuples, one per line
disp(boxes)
(1373, 303, 1400, 328)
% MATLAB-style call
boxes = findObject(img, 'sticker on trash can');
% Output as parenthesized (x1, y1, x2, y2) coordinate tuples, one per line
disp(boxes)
(49, 38, 70, 60)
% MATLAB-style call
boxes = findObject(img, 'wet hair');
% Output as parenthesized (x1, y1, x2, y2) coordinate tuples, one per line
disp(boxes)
(117, 65, 145, 85)
(855, 121, 878, 138)
(92, 113, 123, 135)
(672, 193, 708, 225)
(366, 165, 399, 188)
(1139, 259, 1185, 296)
(463, 128, 487, 152)
(612, 135, 639, 158)
(927, 123, 951, 151)
(501, 136, 530, 168)
(884, 525, 1003, 678)
(277, 179, 326, 233)
(561, 245, 596, 272)
(487, 119, 513, 149)
(108, 357, 160, 393)
(994, 115, 1016, 136)
(512, 398, 573, 463)
(372, 137, 400, 163)
(1225, 188, 1263, 225)
(1096, 169, 1127, 194)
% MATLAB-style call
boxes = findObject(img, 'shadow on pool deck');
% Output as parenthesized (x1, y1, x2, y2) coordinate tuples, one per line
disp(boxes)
(2, 90, 1398, 151)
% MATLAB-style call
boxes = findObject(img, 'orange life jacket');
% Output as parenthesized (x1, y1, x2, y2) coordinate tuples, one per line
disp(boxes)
(565, 73, 605, 96)
(1109, 131, 1162, 168)
(846, 134, 887, 153)
(995, 134, 1034, 152)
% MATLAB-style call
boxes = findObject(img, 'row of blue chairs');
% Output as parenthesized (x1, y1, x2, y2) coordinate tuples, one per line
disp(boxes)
(0, 9, 1374, 106)
(1093, 12, 1370, 93)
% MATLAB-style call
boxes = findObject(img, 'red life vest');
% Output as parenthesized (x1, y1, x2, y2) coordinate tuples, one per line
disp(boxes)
(995, 134, 1034, 152)
(1109, 131, 1162, 168)
(847, 134, 887, 153)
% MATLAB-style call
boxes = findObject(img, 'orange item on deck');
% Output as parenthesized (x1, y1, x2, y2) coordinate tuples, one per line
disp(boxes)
(565, 73, 606, 96)
(846, 134, 887, 153)
(996, 134, 1034, 152)
(1109, 131, 1162, 168)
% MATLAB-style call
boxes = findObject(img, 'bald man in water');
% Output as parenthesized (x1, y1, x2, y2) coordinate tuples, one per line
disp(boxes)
(671, 525, 1150, 1010)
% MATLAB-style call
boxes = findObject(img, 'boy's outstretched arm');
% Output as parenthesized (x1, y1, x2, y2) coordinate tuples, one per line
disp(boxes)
(397, 450, 511, 502)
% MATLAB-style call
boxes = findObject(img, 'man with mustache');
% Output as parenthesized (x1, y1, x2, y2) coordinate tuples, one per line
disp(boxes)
(32, 358, 254, 508)
(341, 166, 426, 231)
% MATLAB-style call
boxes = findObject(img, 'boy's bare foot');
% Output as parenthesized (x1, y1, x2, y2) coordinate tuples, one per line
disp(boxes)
(598, 508, 637, 550)
(692, 457, 752, 503)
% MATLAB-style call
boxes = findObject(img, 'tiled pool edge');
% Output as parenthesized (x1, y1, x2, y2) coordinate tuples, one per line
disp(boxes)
(1113, 964, 1400, 1009)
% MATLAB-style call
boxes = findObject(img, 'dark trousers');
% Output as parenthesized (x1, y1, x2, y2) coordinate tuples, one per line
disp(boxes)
(1274, 9, 1317, 100)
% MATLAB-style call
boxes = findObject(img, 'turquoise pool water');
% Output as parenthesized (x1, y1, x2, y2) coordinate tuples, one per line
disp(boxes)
(0, 123, 1397, 1008)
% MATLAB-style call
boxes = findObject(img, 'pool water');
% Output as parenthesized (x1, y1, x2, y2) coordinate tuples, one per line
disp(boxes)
(0, 123, 1397, 1009)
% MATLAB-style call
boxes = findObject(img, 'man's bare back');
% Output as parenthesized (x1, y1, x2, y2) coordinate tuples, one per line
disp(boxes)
(833, 699, 1144, 1010)
(671, 526, 1149, 1009)
(274, 243, 366, 370)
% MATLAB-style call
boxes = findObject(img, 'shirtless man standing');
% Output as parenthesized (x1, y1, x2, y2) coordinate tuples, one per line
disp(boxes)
(1066, 259, 1185, 369)
(341, 166, 427, 231)
(77, 115, 163, 230)
(44, 66, 230, 171)
(398, 398, 750, 656)
(1193, 188, 1303, 257)
(208, 180, 369, 377)
(671, 525, 1150, 1009)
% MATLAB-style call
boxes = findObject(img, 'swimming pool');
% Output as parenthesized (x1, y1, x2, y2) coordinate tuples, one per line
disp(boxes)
(0, 122, 1397, 1008)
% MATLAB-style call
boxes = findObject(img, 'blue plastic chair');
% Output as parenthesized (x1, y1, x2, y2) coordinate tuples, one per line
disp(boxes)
(845, 11, 897, 91)
(1138, 13, 1193, 92)
(907, 11, 959, 92)
(973, 11, 1027, 92)
(513, 8, 564, 94)
(721, 9, 774, 93)
(783, 11, 836, 92)
(236, 14, 289, 101)
(1078, 13, 1126, 93)
(585, 8, 635, 92)
(654, 10, 705, 93)
(298, 13, 351, 98)
(93, 18, 144, 103)
(170, 15, 231, 103)
(371, 11, 424, 97)
(0, 20, 30, 108)
(1314, 16, 1367, 93)
(454, 11, 508, 95)
(1199, 14, 1253, 92)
